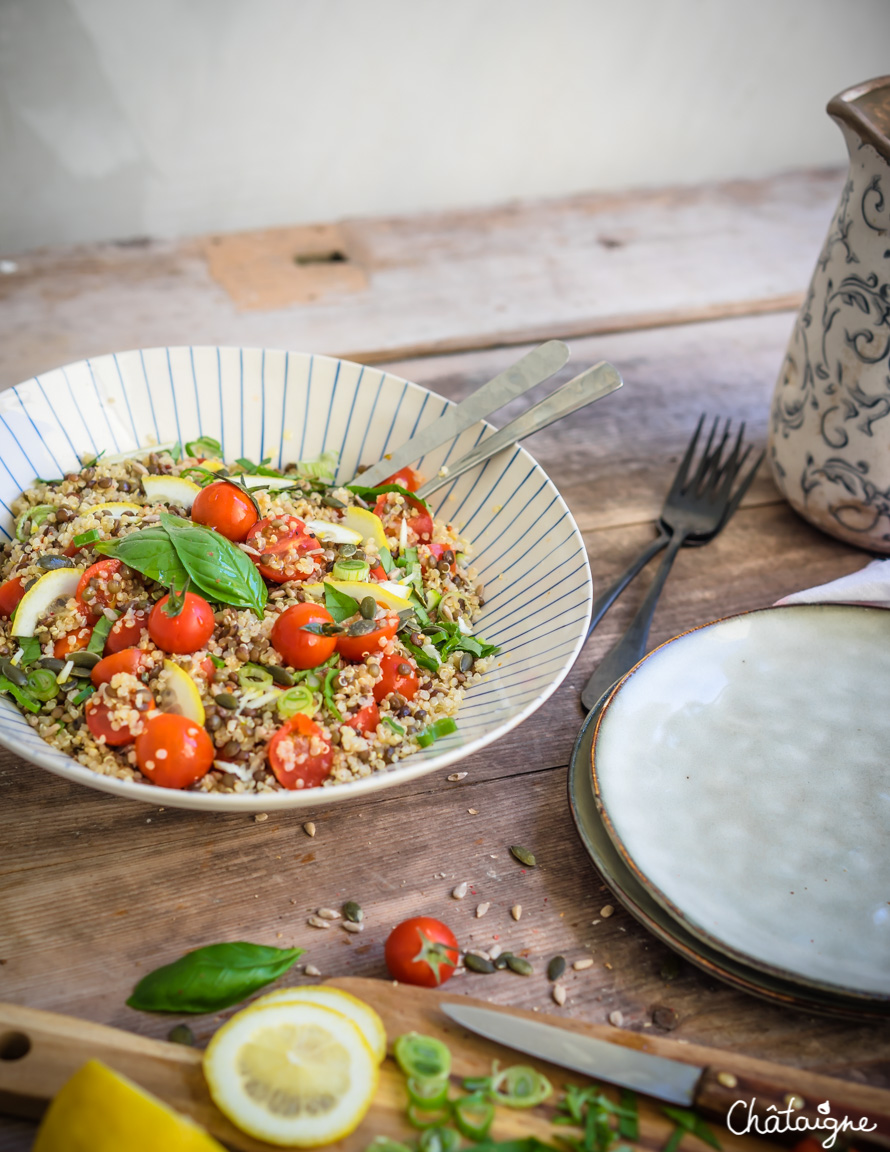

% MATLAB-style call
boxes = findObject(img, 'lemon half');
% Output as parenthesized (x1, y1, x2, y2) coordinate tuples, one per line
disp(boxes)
(203, 1001, 378, 1147)
(249, 986, 387, 1063)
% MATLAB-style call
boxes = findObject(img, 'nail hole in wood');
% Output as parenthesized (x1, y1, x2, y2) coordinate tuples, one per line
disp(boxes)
(0, 1031, 31, 1061)
(293, 250, 348, 266)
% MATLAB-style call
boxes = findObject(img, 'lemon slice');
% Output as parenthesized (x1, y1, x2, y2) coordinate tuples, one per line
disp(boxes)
(11, 567, 83, 637)
(248, 986, 387, 1063)
(33, 1059, 225, 1152)
(87, 501, 143, 518)
(142, 474, 202, 509)
(203, 1001, 378, 1147)
(339, 506, 389, 552)
(302, 579, 410, 611)
(304, 518, 363, 546)
(158, 660, 206, 723)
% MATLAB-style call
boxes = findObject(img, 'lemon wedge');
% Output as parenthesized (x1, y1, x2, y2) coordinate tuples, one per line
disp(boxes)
(158, 660, 206, 723)
(86, 501, 143, 518)
(32, 1059, 225, 1152)
(339, 506, 389, 552)
(304, 518, 363, 545)
(142, 474, 202, 509)
(302, 580, 410, 611)
(248, 986, 387, 1063)
(11, 567, 83, 637)
(203, 1000, 378, 1147)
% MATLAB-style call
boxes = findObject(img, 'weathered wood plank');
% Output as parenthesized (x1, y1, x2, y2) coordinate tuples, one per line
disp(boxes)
(0, 169, 841, 389)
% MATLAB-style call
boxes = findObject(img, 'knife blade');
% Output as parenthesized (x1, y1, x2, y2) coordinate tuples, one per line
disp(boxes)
(348, 339, 569, 487)
(440, 1002, 890, 1147)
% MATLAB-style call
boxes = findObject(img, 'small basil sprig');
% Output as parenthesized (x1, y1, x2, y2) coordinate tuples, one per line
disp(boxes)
(160, 514, 266, 618)
(95, 526, 189, 591)
(345, 482, 430, 509)
(324, 582, 361, 622)
(126, 941, 304, 1014)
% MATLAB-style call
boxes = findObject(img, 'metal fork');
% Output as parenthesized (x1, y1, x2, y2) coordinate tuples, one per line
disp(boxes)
(579, 416, 764, 712)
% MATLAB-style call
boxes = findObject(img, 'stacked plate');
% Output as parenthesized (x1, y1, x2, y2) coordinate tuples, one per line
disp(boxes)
(569, 603, 890, 1018)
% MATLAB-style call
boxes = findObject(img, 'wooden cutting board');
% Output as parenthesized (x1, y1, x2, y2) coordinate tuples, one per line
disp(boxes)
(2, 977, 889, 1151)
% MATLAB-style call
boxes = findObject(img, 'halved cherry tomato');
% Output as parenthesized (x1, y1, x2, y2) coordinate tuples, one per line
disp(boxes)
(374, 490, 433, 544)
(75, 559, 122, 615)
(369, 565, 387, 581)
(271, 602, 337, 669)
(381, 467, 423, 493)
(85, 691, 155, 747)
(148, 592, 215, 654)
(90, 647, 149, 687)
(54, 611, 93, 659)
(336, 613, 399, 662)
(373, 653, 419, 703)
(135, 713, 214, 789)
(246, 516, 324, 583)
(267, 712, 334, 789)
(427, 542, 456, 573)
(105, 610, 149, 654)
(191, 480, 258, 542)
(384, 916, 459, 987)
(344, 702, 380, 735)
(0, 575, 27, 619)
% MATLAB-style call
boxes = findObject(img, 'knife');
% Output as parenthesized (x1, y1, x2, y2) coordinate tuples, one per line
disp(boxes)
(348, 339, 570, 487)
(440, 1002, 890, 1147)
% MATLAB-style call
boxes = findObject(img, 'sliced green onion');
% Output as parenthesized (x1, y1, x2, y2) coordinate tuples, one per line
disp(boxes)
(453, 1094, 495, 1140)
(416, 717, 458, 748)
(0, 676, 41, 713)
(323, 668, 343, 723)
(73, 529, 101, 548)
(406, 1077, 450, 1110)
(394, 1033, 451, 1081)
(209, 654, 226, 669)
(418, 1126, 461, 1152)
(378, 545, 395, 574)
(71, 683, 96, 707)
(365, 1140, 413, 1152)
(184, 435, 222, 459)
(383, 716, 405, 736)
(277, 684, 316, 719)
(238, 663, 274, 692)
(26, 668, 59, 701)
(406, 1103, 453, 1131)
(15, 504, 56, 541)
(490, 1065, 552, 1108)
(86, 616, 114, 656)
(331, 558, 370, 582)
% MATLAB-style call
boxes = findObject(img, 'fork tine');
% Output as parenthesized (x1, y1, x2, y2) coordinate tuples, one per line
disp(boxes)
(720, 447, 765, 522)
(691, 417, 723, 488)
(697, 418, 733, 494)
(667, 413, 706, 497)
(710, 422, 746, 497)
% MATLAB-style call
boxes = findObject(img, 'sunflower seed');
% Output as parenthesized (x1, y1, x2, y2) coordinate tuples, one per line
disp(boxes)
(464, 953, 496, 974)
(341, 919, 364, 933)
(573, 957, 595, 971)
(600, 904, 615, 918)
(447, 771, 468, 782)
(316, 907, 341, 921)
(451, 882, 469, 900)
(489, 944, 502, 960)
(307, 915, 331, 929)
(509, 845, 536, 867)
(511, 904, 522, 921)
(609, 1010, 624, 1027)
(505, 954, 533, 977)
(475, 902, 490, 918)
(304, 964, 322, 977)
(342, 901, 363, 923)
(552, 984, 567, 1007)
(303, 822, 316, 837)
(547, 955, 566, 981)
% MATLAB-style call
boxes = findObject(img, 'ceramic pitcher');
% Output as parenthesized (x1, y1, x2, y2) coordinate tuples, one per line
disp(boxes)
(769, 76, 890, 553)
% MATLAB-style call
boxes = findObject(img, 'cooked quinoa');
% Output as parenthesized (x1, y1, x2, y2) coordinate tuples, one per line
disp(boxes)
(0, 444, 496, 793)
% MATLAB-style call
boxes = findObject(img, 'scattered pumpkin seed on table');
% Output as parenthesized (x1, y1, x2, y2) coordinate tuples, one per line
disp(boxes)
(342, 900, 363, 923)
(547, 955, 566, 981)
(509, 845, 536, 867)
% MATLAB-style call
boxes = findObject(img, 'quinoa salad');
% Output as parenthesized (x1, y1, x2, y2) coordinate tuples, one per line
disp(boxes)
(0, 438, 499, 793)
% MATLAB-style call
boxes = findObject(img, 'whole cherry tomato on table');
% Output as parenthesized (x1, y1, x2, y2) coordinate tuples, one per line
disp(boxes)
(336, 613, 399, 662)
(191, 480, 258, 542)
(148, 592, 215, 654)
(267, 713, 333, 790)
(373, 654, 419, 703)
(246, 516, 323, 583)
(135, 713, 215, 789)
(384, 916, 459, 987)
(271, 602, 337, 669)
(0, 575, 26, 619)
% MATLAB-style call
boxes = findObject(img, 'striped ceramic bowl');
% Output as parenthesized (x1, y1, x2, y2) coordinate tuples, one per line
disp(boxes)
(0, 347, 592, 810)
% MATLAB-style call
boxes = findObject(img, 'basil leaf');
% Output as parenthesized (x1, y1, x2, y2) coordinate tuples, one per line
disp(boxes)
(184, 435, 222, 459)
(87, 615, 114, 654)
(126, 941, 304, 1014)
(402, 637, 439, 673)
(17, 636, 42, 667)
(324, 582, 361, 623)
(379, 545, 395, 574)
(95, 527, 189, 592)
(345, 482, 430, 509)
(160, 514, 267, 619)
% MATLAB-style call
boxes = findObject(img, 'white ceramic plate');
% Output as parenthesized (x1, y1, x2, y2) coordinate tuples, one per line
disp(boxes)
(591, 604, 890, 1000)
(0, 346, 592, 810)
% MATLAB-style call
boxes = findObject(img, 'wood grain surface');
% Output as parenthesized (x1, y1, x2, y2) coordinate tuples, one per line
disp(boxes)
(2, 171, 888, 1150)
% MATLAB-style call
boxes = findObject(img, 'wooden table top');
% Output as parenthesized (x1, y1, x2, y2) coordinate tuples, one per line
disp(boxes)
(2, 167, 888, 1150)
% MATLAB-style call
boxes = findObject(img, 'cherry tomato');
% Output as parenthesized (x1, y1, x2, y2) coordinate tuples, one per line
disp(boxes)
(344, 702, 380, 735)
(85, 692, 154, 747)
(75, 559, 122, 615)
(427, 543, 456, 573)
(53, 612, 93, 659)
(271, 602, 337, 669)
(148, 592, 215, 655)
(384, 916, 459, 987)
(246, 516, 324, 583)
(0, 575, 27, 619)
(374, 491, 433, 544)
(105, 610, 149, 654)
(135, 713, 215, 789)
(381, 467, 423, 493)
(336, 613, 399, 662)
(373, 653, 419, 703)
(369, 564, 387, 581)
(90, 647, 149, 687)
(267, 713, 334, 789)
(191, 480, 258, 542)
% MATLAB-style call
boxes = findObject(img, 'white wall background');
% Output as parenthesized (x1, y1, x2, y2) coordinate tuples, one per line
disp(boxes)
(1, 0, 888, 255)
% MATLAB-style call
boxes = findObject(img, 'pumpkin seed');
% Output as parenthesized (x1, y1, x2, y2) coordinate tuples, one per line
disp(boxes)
(509, 844, 536, 867)
(547, 955, 566, 981)
(464, 953, 496, 974)
(339, 543, 357, 557)
(322, 494, 346, 508)
(493, 954, 511, 970)
(167, 1024, 195, 1046)
(36, 555, 74, 570)
(70, 666, 93, 679)
(347, 618, 378, 637)
(505, 954, 534, 977)
(342, 900, 363, 923)
(360, 596, 377, 620)
(214, 693, 239, 710)
(37, 658, 67, 674)
(0, 658, 28, 687)
(69, 651, 101, 668)
(267, 665, 295, 686)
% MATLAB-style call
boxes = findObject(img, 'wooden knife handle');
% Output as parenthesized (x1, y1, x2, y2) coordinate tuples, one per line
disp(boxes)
(696, 1065, 890, 1151)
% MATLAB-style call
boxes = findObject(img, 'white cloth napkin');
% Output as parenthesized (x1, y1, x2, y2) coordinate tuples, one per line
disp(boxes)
(775, 558, 890, 606)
